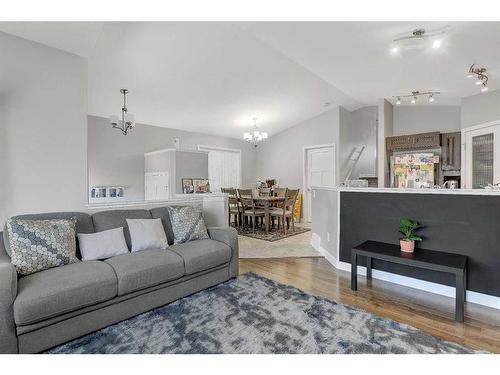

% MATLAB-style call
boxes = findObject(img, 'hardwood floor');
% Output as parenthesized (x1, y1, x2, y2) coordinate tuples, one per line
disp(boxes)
(240, 257, 500, 353)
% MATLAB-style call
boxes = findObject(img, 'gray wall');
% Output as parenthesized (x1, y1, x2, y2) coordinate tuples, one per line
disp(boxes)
(255, 107, 340, 187)
(461, 89, 500, 128)
(88, 115, 256, 202)
(339, 106, 378, 181)
(377, 99, 394, 187)
(393, 106, 461, 135)
(254, 107, 340, 220)
(0, 32, 88, 224)
(175, 151, 209, 193)
(311, 188, 337, 259)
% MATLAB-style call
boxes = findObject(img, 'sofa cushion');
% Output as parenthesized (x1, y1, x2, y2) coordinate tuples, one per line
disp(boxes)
(104, 249, 184, 295)
(14, 261, 117, 325)
(149, 206, 175, 245)
(92, 209, 152, 249)
(6, 218, 80, 276)
(166, 206, 209, 244)
(169, 239, 231, 275)
(3, 212, 93, 258)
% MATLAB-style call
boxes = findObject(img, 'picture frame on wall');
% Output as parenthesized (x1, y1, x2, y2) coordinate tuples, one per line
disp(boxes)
(182, 178, 194, 194)
(192, 178, 210, 193)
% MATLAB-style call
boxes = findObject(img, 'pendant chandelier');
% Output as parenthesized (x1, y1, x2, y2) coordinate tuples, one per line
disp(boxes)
(110, 89, 135, 135)
(243, 117, 268, 147)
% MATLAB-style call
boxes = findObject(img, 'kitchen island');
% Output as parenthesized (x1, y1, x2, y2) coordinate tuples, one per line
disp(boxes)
(311, 186, 500, 309)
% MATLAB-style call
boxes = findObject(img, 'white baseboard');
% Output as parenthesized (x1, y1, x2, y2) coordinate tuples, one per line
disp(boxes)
(310, 234, 500, 310)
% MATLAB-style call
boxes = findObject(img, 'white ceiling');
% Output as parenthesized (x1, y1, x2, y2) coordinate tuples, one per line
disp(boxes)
(1, 21, 499, 139)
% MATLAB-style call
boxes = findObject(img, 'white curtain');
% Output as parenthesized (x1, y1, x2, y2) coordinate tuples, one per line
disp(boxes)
(200, 147, 241, 192)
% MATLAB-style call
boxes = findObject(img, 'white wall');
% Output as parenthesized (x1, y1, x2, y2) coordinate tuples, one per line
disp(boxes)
(461, 89, 500, 129)
(393, 106, 461, 135)
(88, 115, 256, 201)
(0, 32, 88, 224)
(339, 106, 378, 181)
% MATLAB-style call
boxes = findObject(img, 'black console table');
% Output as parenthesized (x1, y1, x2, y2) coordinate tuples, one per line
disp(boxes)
(351, 240, 468, 322)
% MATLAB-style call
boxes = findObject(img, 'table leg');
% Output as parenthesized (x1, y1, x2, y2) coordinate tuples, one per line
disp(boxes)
(264, 201, 270, 235)
(366, 256, 372, 280)
(351, 252, 357, 291)
(455, 271, 465, 323)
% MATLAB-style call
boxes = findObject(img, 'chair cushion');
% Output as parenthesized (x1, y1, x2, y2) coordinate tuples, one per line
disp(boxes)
(168, 239, 231, 275)
(269, 209, 293, 216)
(104, 249, 184, 295)
(92, 209, 152, 249)
(14, 261, 117, 325)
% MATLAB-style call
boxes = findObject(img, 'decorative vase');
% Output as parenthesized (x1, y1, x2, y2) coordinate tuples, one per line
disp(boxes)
(400, 240, 415, 253)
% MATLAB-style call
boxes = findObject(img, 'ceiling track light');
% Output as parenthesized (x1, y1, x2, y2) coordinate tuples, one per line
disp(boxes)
(467, 64, 489, 92)
(392, 90, 440, 105)
(391, 26, 449, 52)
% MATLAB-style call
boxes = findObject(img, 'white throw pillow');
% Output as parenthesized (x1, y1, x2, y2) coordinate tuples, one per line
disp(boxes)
(126, 218, 168, 252)
(77, 227, 129, 261)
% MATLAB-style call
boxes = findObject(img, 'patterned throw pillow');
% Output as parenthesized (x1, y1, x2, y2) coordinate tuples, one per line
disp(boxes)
(166, 206, 209, 244)
(6, 218, 79, 275)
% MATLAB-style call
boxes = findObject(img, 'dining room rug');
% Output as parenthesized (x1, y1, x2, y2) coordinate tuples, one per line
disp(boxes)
(235, 225, 310, 241)
(47, 273, 479, 354)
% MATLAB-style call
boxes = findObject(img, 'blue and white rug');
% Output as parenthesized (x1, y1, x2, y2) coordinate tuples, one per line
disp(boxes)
(48, 273, 478, 354)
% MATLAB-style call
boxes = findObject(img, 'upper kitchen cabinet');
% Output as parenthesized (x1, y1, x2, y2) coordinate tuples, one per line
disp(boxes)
(441, 132, 461, 171)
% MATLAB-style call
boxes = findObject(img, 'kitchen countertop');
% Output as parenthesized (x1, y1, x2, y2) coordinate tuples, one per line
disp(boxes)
(311, 186, 500, 195)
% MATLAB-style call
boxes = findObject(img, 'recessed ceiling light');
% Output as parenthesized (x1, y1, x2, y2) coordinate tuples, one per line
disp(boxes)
(432, 40, 442, 49)
(391, 46, 399, 54)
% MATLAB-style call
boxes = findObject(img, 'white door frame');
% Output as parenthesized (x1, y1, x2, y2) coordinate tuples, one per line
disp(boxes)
(461, 120, 500, 189)
(302, 143, 336, 222)
(197, 144, 242, 189)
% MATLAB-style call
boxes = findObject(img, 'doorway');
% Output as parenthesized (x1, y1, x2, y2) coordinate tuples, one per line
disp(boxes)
(303, 144, 336, 222)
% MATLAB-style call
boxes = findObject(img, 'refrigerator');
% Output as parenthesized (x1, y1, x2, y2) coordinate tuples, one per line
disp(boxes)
(390, 152, 440, 188)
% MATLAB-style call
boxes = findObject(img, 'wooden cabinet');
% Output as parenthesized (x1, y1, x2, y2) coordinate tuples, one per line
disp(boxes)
(386, 132, 440, 151)
(441, 132, 461, 171)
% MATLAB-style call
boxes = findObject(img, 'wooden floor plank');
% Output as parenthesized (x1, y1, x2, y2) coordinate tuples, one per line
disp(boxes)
(240, 257, 500, 353)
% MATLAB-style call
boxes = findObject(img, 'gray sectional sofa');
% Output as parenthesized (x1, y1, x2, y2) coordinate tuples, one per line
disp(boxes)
(0, 207, 239, 353)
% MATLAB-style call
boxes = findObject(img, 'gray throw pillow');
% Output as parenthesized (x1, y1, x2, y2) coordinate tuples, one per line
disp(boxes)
(6, 218, 79, 275)
(166, 206, 209, 244)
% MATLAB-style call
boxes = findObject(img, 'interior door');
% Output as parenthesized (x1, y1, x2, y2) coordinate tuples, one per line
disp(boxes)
(465, 126, 500, 188)
(305, 146, 335, 221)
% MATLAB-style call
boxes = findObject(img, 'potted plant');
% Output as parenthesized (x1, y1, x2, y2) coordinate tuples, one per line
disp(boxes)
(399, 217, 422, 253)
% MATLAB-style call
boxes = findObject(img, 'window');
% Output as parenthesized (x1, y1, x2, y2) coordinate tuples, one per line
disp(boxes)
(198, 145, 241, 192)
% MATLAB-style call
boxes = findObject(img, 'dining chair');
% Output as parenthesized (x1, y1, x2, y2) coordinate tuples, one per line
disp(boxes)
(258, 187, 271, 197)
(269, 189, 299, 234)
(222, 188, 239, 227)
(237, 189, 265, 233)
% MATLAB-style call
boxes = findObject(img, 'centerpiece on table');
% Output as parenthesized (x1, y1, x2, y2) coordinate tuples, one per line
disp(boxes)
(399, 217, 422, 253)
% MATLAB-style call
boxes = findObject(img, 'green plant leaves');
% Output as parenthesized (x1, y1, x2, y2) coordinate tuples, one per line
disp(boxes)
(399, 217, 422, 241)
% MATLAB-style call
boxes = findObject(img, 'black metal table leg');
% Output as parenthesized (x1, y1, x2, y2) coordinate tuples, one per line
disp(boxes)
(351, 252, 357, 291)
(366, 256, 372, 280)
(455, 271, 465, 322)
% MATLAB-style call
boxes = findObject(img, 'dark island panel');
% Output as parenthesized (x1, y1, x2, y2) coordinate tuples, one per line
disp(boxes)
(340, 191, 500, 297)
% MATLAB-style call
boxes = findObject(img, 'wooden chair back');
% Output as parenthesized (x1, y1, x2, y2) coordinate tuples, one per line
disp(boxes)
(273, 188, 287, 198)
(258, 187, 271, 197)
(237, 189, 255, 211)
(221, 187, 237, 197)
(285, 189, 300, 211)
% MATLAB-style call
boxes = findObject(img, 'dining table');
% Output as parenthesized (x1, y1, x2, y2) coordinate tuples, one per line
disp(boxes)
(251, 196, 286, 234)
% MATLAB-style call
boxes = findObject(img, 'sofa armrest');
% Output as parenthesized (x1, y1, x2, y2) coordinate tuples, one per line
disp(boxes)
(0, 259, 18, 353)
(207, 227, 239, 278)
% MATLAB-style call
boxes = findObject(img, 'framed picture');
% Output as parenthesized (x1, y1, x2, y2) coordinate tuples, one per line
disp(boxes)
(192, 178, 210, 193)
(181, 178, 194, 194)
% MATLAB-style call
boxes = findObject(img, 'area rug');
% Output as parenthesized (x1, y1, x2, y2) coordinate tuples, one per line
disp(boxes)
(236, 225, 310, 242)
(47, 273, 478, 354)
